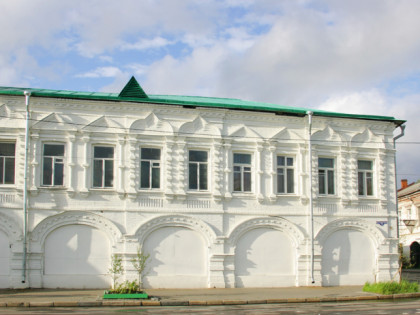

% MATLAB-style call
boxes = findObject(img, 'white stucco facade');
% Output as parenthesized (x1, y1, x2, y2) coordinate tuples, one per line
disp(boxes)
(0, 82, 402, 289)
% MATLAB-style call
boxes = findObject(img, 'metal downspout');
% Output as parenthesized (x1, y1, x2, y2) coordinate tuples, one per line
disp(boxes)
(307, 111, 315, 284)
(22, 91, 31, 284)
(393, 124, 405, 240)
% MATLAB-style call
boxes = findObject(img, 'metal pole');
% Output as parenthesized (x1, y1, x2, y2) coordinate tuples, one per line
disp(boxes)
(307, 111, 315, 284)
(393, 125, 405, 240)
(22, 91, 31, 283)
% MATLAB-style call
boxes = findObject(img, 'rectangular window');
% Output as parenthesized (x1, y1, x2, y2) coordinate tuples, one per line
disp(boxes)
(0, 142, 15, 185)
(318, 157, 335, 195)
(277, 156, 294, 194)
(358, 160, 373, 196)
(93, 146, 114, 188)
(189, 150, 208, 190)
(140, 148, 161, 189)
(42, 144, 65, 186)
(233, 153, 252, 192)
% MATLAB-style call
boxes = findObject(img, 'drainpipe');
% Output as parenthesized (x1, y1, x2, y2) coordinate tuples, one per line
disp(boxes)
(393, 124, 405, 240)
(22, 90, 31, 284)
(307, 111, 315, 284)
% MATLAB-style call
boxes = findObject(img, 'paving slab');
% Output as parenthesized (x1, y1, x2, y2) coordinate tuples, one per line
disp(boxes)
(0, 286, 418, 307)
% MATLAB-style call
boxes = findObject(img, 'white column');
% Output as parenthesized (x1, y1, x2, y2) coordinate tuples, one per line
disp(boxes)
(80, 134, 90, 196)
(223, 141, 232, 200)
(117, 136, 125, 196)
(66, 133, 76, 196)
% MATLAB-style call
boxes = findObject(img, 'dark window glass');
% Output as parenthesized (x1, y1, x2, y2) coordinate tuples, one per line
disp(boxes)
(199, 163, 208, 190)
(189, 150, 208, 162)
(319, 170, 326, 195)
(189, 163, 198, 190)
(44, 144, 64, 156)
(234, 153, 251, 164)
(140, 148, 161, 189)
(141, 148, 160, 160)
(104, 160, 114, 187)
(43, 144, 65, 186)
(0, 143, 15, 185)
(287, 168, 294, 193)
(43, 158, 53, 185)
(94, 146, 114, 158)
(140, 161, 150, 189)
(93, 159, 103, 187)
(319, 158, 334, 168)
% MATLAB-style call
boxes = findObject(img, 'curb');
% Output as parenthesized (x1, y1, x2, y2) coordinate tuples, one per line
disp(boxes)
(1, 292, 419, 307)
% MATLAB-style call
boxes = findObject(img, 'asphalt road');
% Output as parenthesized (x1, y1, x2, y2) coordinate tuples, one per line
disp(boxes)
(0, 299, 419, 314)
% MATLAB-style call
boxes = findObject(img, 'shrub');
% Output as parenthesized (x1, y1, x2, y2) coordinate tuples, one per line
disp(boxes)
(363, 280, 418, 295)
(112, 280, 141, 294)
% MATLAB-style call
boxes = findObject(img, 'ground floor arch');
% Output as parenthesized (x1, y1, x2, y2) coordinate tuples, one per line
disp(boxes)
(234, 227, 297, 287)
(0, 230, 10, 288)
(142, 226, 208, 288)
(321, 228, 375, 285)
(43, 224, 111, 288)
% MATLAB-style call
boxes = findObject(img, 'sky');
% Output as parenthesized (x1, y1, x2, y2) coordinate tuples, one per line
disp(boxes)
(1, 0, 419, 187)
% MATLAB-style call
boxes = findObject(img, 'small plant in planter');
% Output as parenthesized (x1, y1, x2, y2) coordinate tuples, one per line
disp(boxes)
(103, 250, 150, 299)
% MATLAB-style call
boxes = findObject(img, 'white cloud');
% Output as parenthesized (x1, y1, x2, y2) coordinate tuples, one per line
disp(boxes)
(76, 67, 122, 78)
(121, 37, 173, 51)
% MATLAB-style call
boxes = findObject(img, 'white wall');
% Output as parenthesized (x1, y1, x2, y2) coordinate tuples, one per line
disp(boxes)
(321, 229, 375, 286)
(235, 228, 296, 287)
(43, 225, 111, 288)
(143, 226, 208, 288)
(0, 230, 9, 288)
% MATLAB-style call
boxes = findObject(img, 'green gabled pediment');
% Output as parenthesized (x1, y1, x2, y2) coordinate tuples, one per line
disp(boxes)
(118, 76, 148, 99)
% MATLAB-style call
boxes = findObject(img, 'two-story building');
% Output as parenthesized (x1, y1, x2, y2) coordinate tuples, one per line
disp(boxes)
(0, 77, 404, 289)
(398, 179, 420, 268)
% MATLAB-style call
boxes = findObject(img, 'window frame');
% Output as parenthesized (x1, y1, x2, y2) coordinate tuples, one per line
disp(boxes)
(140, 147, 162, 190)
(233, 152, 252, 193)
(42, 143, 65, 187)
(358, 159, 374, 197)
(188, 149, 209, 191)
(276, 155, 295, 194)
(318, 157, 335, 196)
(0, 142, 16, 185)
(92, 145, 115, 189)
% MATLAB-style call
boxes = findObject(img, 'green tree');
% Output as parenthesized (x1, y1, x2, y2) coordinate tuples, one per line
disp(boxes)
(108, 254, 124, 290)
(131, 246, 150, 290)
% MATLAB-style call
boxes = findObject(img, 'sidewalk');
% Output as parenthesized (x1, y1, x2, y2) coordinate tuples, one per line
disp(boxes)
(0, 286, 419, 307)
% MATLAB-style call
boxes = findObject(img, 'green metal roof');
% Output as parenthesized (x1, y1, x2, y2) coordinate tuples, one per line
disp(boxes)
(0, 77, 404, 125)
(119, 76, 148, 99)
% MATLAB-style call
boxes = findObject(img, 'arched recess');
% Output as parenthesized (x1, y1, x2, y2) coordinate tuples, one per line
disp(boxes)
(135, 215, 217, 288)
(31, 211, 123, 289)
(316, 218, 385, 286)
(0, 213, 22, 288)
(228, 217, 305, 288)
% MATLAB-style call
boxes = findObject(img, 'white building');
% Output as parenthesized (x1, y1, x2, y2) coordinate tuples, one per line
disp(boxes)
(398, 180, 420, 267)
(0, 77, 405, 289)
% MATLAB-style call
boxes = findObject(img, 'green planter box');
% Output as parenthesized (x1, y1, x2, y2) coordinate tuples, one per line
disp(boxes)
(103, 291, 149, 299)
